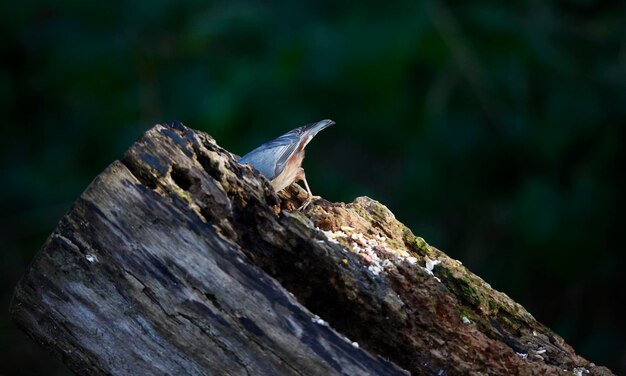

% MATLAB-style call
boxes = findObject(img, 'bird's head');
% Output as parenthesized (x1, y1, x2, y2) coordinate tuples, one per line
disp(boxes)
(298, 119, 335, 148)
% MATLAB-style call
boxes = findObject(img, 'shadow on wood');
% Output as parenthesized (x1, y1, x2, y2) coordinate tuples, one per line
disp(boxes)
(10, 123, 614, 375)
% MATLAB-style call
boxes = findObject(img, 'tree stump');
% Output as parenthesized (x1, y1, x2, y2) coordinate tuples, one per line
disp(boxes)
(10, 123, 614, 376)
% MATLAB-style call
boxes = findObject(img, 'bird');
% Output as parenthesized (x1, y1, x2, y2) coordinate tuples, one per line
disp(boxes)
(238, 119, 335, 209)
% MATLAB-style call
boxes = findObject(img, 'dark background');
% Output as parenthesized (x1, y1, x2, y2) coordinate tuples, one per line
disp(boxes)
(1, 1, 624, 374)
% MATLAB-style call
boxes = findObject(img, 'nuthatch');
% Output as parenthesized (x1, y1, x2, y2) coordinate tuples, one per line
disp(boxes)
(238, 119, 335, 209)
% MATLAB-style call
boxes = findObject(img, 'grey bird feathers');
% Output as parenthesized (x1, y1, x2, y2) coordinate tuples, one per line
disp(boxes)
(238, 119, 335, 208)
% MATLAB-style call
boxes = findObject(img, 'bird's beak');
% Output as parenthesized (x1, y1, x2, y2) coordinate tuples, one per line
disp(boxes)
(303, 119, 335, 137)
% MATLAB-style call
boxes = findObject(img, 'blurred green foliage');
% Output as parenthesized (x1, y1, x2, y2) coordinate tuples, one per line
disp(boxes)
(1, 0, 624, 374)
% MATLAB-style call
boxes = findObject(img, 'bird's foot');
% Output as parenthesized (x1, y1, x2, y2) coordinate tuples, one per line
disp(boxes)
(298, 195, 321, 211)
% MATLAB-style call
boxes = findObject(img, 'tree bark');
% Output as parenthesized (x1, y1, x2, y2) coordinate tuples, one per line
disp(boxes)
(10, 123, 614, 376)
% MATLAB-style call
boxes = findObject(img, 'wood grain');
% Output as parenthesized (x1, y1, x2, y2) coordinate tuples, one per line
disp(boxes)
(11, 123, 613, 375)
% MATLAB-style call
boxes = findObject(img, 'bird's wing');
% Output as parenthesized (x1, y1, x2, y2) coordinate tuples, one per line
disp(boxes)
(238, 133, 300, 180)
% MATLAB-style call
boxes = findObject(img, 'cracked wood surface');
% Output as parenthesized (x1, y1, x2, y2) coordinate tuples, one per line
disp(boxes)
(11, 123, 614, 376)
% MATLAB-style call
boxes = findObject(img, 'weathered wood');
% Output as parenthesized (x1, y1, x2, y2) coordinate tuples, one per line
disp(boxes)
(11, 123, 614, 376)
